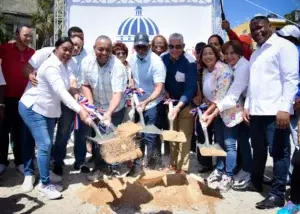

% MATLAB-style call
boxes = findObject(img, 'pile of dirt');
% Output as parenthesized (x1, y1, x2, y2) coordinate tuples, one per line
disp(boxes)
(115, 121, 143, 137)
(76, 171, 223, 212)
(100, 135, 142, 164)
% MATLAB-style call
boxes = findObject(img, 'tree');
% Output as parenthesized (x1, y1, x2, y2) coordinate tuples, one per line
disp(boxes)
(0, 10, 13, 43)
(284, 10, 297, 24)
(32, 0, 54, 48)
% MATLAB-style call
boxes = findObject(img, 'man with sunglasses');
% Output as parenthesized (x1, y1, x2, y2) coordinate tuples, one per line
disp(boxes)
(161, 33, 197, 174)
(127, 33, 166, 177)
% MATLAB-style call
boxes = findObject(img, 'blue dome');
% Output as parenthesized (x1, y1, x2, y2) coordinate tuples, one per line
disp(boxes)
(117, 6, 159, 42)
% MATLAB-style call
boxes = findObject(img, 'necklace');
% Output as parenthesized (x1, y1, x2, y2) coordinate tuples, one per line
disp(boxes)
(20, 51, 25, 62)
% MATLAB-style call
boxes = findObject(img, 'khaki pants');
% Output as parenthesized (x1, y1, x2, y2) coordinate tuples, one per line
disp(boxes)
(169, 105, 194, 171)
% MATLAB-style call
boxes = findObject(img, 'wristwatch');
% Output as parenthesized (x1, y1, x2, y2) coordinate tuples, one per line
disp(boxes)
(0, 104, 5, 108)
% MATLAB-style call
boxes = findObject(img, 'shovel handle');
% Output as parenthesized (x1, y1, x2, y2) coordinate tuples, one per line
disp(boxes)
(198, 108, 210, 146)
(88, 120, 103, 139)
(133, 93, 145, 126)
(168, 101, 174, 130)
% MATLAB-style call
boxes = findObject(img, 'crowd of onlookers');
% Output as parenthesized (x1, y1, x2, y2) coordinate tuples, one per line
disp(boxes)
(0, 15, 300, 213)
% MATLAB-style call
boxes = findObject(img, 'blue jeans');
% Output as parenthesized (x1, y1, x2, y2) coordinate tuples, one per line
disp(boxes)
(92, 108, 125, 170)
(214, 116, 238, 177)
(133, 103, 163, 168)
(250, 116, 290, 200)
(19, 102, 56, 185)
(52, 103, 87, 167)
(237, 122, 252, 173)
(289, 112, 300, 176)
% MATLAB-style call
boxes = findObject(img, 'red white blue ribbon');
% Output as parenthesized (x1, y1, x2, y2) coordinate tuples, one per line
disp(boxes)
(190, 106, 202, 136)
(124, 88, 145, 107)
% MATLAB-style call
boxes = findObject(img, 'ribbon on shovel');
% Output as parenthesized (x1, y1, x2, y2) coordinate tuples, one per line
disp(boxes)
(74, 96, 106, 133)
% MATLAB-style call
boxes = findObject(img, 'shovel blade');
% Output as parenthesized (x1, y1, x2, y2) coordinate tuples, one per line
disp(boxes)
(139, 124, 162, 135)
(197, 144, 227, 157)
(161, 130, 187, 142)
(86, 135, 102, 143)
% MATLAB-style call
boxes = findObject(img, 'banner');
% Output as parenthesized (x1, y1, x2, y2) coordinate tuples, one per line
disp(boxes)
(67, 0, 214, 56)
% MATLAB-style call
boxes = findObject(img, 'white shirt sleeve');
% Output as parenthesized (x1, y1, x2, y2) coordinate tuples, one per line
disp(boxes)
(217, 60, 249, 112)
(29, 47, 55, 69)
(44, 66, 81, 113)
(153, 59, 166, 83)
(278, 42, 299, 112)
(111, 64, 127, 93)
(0, 65, 6, 86)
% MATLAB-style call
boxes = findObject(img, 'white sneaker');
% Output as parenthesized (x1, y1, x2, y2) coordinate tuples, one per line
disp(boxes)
(21, 175, 36, 193)
(38, 182, 63, 192)
(233, 169, 250, 182)
(38, 184, 62, 200)
(50, 171, 62, 183)
(87, 170, 103, 181)
(205, 169, 222, 184)
(16, 164, 24, 174)
(0, 164, 6, 174)
(217, 175, 233, 192)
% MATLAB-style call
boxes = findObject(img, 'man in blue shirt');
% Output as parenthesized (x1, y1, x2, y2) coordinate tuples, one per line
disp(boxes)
(161, 33, 197, 174)
(127, 33, 166, 177)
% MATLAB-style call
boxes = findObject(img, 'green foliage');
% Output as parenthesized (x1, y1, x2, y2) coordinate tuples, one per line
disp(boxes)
(32, 0, 54, 48)
(284, 10, 296, 24)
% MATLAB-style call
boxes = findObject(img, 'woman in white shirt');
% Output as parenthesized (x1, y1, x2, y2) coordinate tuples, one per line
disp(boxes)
(203, 41, 252, 190)
(18, 37, 91, 200)
(200, 44, 243, 192)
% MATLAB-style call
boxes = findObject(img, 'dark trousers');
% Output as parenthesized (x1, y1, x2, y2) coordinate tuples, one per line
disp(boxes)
(133, 103, 163, 169)
(291, 149, 300, 204)
(0, 98, 24, 166)
(250, 116, 290, 200)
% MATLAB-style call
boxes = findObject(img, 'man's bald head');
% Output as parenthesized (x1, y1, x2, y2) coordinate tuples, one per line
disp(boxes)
(94, 35, 113, 65)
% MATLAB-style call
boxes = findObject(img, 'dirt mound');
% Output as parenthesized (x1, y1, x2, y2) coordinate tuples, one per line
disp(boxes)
(76, 172, 223, 212)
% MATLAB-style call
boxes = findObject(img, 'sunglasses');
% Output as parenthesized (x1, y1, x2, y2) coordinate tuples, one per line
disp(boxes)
(135, 45, 148, 50)
(168, 44, 183, 50)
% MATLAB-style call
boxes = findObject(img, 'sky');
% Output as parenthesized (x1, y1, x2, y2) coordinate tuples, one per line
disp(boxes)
(223, 0, 298, 27)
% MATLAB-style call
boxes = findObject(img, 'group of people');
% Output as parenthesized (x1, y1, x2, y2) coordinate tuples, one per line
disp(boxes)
(0, 15, 300, 213)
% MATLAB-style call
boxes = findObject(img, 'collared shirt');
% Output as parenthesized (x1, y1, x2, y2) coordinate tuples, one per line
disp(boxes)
(0, 65, 6, 86)
(217, 57, 249, 112)
(130, 51, 166, 110)
(0, 42, 35, 98)
(21, 53, 81, 118)
(162, 52, 197, 105)
(29, 47, 85, 87)
(81, 54, 127, 112)
(245, 33, 299, 115)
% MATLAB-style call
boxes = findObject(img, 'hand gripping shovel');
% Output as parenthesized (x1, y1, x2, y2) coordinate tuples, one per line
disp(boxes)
(133, 93, 162, 135)
(197, 108, 226, 157)
(160, 101, 187, 142)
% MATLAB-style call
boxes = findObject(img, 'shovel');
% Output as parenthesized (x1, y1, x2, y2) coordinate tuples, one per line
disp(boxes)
(133, 93, 162, 135)
(197, 108, 226, 157)
(86, 120, 104, 143)
(160, 101, 187, 143)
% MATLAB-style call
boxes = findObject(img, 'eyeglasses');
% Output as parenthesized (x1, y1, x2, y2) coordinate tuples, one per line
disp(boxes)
(168, 44, 183, 50)
(115, 51, 126, 57)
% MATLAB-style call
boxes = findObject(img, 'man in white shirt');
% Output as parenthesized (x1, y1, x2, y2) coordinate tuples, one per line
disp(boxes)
(127, 33, 166, 177)
(80, 35, 127, 180)
(0, 64, 6, 122)
(241, 16, 299, 209)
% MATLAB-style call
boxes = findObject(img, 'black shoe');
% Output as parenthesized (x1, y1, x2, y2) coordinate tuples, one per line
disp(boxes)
(234, 181, 263, 193)
(255, 195, 285, 209)
(53, 165, 63, 176)
(127, 166, 143, 177)
(74, 164, 90, 173)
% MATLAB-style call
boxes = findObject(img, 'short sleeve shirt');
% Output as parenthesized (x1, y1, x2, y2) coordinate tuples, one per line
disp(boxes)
(80, 54, 127, 112)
